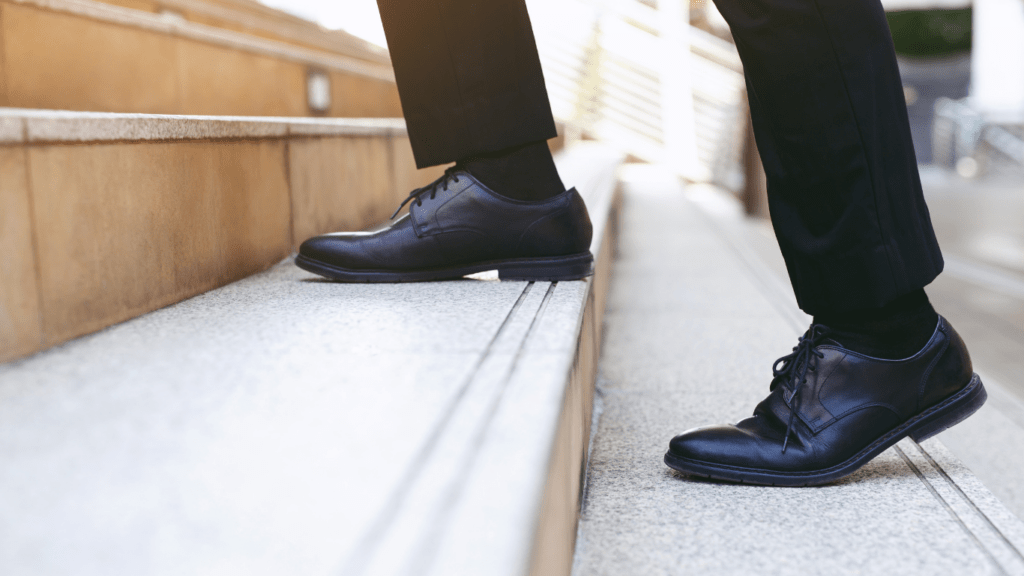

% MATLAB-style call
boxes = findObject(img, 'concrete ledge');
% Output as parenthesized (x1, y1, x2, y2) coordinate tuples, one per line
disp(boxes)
(0, 116, 23, 142)
(0, 109, 439, 362)
(0, 108, 408, 142)
(0, 144, 623, 576)
(285, 117, 410, 138)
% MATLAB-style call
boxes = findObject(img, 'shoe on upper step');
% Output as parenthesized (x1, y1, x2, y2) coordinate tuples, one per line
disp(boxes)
(296, 167, 594, 282)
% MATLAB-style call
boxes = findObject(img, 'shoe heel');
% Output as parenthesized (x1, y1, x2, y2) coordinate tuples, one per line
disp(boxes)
(497, 253, 594, 282)
(910, 374, 987, 443)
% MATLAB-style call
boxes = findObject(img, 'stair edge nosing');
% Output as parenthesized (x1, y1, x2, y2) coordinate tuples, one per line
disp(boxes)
(0, 108, 408, 143)
(423, 147, 623, 576)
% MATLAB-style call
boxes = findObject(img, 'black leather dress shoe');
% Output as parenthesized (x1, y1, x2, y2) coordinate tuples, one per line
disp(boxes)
(664, 316, 986, 486)
(296, 167, 594, 282)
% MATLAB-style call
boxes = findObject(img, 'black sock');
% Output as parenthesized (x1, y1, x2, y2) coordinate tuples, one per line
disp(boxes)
(812, 289, 939, 359)
(458, 141, 565, 201)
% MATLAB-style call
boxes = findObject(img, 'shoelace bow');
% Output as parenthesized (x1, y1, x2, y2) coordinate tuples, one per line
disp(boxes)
(390, 166, 462, 220)
(770, 324, 829, 453)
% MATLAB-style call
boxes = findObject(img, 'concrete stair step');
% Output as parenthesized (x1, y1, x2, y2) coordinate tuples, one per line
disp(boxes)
(0, 108, 444, 362)
(0, 143, 623, 576)
(571, 167, 1024, 576)
(0, 0, 399, 116)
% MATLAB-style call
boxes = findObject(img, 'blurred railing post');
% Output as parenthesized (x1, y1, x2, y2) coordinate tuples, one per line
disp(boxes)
(659, 0, 703, 180)
(971, 0, 1024, 120)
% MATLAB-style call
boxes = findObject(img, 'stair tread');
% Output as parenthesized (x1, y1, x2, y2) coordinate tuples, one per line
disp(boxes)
(0, 144, 622, 576)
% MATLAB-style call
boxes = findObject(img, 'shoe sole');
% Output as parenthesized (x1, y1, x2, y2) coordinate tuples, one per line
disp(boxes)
(663, 373, 987, 487)
(294, 252, 594, 283)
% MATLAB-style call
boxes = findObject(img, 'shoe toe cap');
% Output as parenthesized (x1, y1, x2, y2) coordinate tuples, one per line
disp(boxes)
(299, 233, 369, 267)
(669, 424, 747, 461)
(669, 420, 786, 468)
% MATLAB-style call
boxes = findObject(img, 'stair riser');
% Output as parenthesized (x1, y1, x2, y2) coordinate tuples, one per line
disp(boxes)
(0, 115, 443, 363)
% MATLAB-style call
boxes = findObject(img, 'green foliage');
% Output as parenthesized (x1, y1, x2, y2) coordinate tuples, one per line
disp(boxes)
(886, 8, 972, 57)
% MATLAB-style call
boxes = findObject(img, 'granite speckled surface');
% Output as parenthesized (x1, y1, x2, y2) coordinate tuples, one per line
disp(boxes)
(0, 116, 24, 143)
(0, 108, 408, 142)
(572, 168, 1024, 576)
(0, 263, 592, 576)
(0, 266, 527, 576)
(285, 117, 408, 137)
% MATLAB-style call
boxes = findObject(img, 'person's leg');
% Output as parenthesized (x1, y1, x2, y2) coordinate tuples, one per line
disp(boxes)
(664, 0, 985, 486)
(727, 0, 945, 357)
(377, 0, 553, 167)
(723, 0, 943, 316)
(377, 0, 564, 201)
(296, 0, 593, 283)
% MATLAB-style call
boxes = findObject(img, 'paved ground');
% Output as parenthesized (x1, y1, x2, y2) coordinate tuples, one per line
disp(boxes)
(571, 167, 1024, 575)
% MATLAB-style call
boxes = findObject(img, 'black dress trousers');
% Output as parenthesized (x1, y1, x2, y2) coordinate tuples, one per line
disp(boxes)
(376, 0, 944, 315)
(376, 0, 558, 168)
(711, 0, 943, 314)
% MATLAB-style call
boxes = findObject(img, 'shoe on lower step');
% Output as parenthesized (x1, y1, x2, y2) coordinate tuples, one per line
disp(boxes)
(665, 316, 986, 487)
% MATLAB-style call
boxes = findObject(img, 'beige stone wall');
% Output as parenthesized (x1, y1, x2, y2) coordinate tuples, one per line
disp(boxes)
(176, 39, 308, 116)
(0, 0, 402, 117)
(0, 147, 43, 362)
(0, 121, 444, 363)
(289, 134, 443, 251)
(4, 4, 181, 114)
(288, 136, 394, 249)
(0, 5, 8, 107)
(29, 140, 293, 347)
(95, 0, 389, 65)
(331, 72, 406, 119)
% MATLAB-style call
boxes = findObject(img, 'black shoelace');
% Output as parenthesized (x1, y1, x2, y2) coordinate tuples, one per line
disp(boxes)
(390, 166, 462, 220)
(770, 324, 829, 453)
